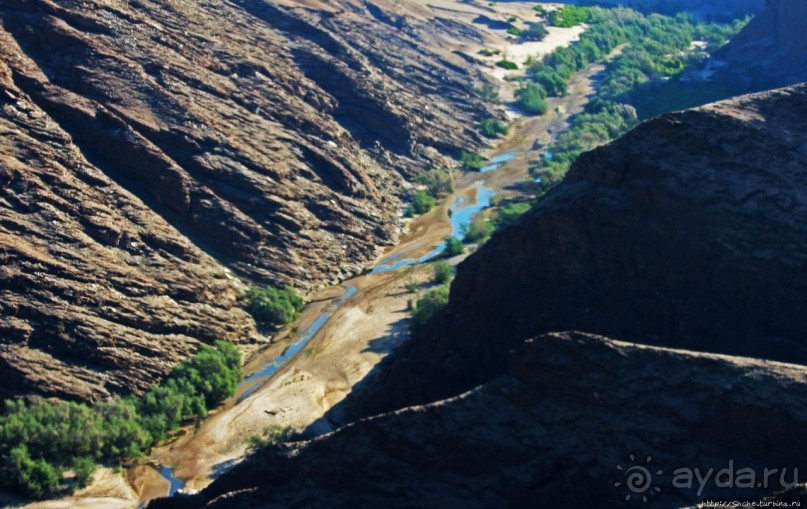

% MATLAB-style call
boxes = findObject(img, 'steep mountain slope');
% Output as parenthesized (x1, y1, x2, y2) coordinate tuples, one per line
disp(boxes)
(0, 0, 494, 401)
(347, 83, 807, 417)
(154, 332, 807, 509)
(720, 0, 807, 87)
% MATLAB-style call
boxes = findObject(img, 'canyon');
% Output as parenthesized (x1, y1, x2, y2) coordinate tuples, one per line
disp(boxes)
(1, 0, 805, 507)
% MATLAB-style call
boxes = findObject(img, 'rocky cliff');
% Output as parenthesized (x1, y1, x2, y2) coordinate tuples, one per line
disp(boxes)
(154, 332, 807, 509)
(720, 0, 807, 87)
(0, 0, 494, 401)
(350, 83, 807, 416)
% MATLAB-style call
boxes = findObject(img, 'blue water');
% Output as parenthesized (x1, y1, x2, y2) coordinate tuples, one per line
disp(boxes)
(480, 152, 517, 172)
(155, 148, 512, 499)
(371, 182, 495, 273)
(237, 285, 358, 401)
(543, 150, 554, 161)
(160, 467, 185, 497)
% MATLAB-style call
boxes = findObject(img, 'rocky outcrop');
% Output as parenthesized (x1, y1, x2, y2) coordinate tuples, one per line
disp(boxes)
(354, 83, 807, 414)
(153, 332, 807, 509)
(719, 0, 807, 87)
(0, 0, 494, 400)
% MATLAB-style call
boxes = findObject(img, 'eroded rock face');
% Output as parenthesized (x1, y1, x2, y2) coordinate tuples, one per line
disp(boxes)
(153, 332, 807, 509)
(0, 0, 493, 400)
(358, 83, 807, 414)
(720, 0, 807, 87)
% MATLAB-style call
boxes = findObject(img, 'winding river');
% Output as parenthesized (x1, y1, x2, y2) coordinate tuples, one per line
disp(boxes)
(151, 157, 513, 498)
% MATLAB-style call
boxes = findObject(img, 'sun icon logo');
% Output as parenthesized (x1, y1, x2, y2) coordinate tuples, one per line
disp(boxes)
(615, 454, 663, 502)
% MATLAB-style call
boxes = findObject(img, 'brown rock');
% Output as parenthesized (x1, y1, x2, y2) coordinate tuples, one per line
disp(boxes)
(354, 83, 807, 416)
(152, 332, 807, 508)
(0, 0, 494, 400)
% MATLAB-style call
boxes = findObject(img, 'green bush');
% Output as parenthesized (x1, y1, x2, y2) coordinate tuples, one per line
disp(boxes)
(460, 151, 485, 171)
(478, 48, 501, 57)
(478, 118, 509, 138)
(547, 5, 590, 27)
(520, 22, 548, 41)
(414, 169, 454, 197)
(496, 59, 519, 70)
(444, 236, 465, 256)
(410, 284, 451, 328)
(505, 26, 522, 37)
(245, 286, 304, 327)
(432, 261, 454, 284)
(496, 202, 532, 227)
(515, 83, 548, 115)
(463, 216, 494, 243)
(1, 446, 60, 499)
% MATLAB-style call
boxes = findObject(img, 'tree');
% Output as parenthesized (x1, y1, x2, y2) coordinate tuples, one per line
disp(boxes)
(432, 261, 454, 284)
(460, 151, 485, 171)
(245, 286, 304, 327)
(445, 236, 465, 256)
(414, 169, 454, 196)
(515, 83, 549, 115)
(478, 118, 509, 138)
(410, 284, 451, 328)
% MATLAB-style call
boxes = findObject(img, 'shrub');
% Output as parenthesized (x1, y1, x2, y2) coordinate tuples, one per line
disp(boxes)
(1, 446, 60, 499)
(515, 83, 548, 115)
(460, 151, 485, 171)
(547, 5, 590, 27)
(506, 26, 522, 37)
(411, 190, 437, 215)
(245, 286, 304, 327)
(478, 48, 501, 57)
(72, 457, 97, 486)
(432, 261, 454, 284)
(496, 202, 532, 227)
(496, 59, 519, 70)
(414, 169, 454, 197)
(444, 236, 465, 256)
(463, 216, 494, 243)
(520, 22, 548, 41)
(404, 276, 419, 293)
(410, 284, 451, 328)
(478, 118, 509, 138)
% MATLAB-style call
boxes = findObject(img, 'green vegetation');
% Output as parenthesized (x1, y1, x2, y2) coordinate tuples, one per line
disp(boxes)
(460, 151, 486, 172)
(246, 424, 297, 452)
(406, 190, 437, 217)
(410, 283, 450, 328)
(463, 215, 494, 244)
(505, 26, 522, 37)
(432, 261, 454, 284)
(496, 201, 531, 227)
(520, 22, 549, 41)
(245, 285, 304, 327)
(495, 59, 519, 70)
(414, 169, 454, 197)
(0, 342, 242, 499)
(514, 82, 548, 115)
(478, 48, 501, 57)
(533, 5, 547, 17)
(404, 276, 419, 293)
(478, 118, 509, 138)
(525, 7, 747, 186)
(444, 236, 465, 257)
(547, 5, 590, 27)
